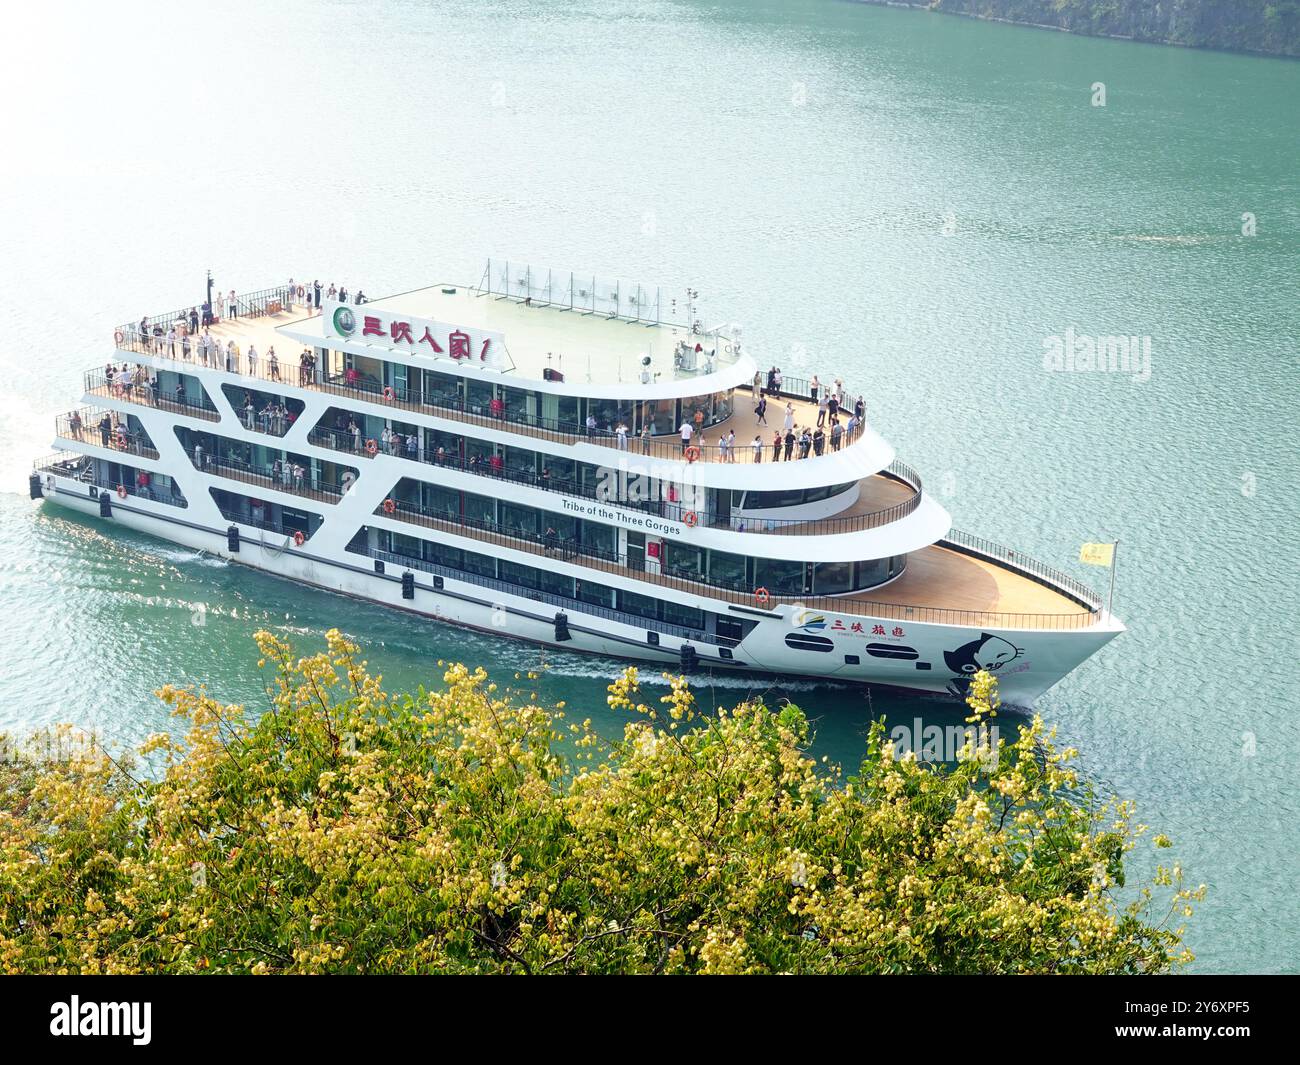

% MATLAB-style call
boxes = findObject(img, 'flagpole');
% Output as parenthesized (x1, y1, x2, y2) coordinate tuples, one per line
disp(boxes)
(1108, 540, 1119, 618)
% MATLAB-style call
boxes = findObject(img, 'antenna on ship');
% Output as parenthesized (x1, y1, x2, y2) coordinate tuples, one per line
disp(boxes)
(205, 270, 214, 316)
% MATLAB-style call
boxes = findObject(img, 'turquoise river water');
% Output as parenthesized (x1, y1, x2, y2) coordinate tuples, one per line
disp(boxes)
(0, 0, 1296, 972)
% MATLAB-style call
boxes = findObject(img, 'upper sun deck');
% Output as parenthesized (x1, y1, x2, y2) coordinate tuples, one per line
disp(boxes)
(276, 282, 751, 397)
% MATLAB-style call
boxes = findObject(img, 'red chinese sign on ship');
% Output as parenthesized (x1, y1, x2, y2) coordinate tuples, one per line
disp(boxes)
(327, 301, 505, 369)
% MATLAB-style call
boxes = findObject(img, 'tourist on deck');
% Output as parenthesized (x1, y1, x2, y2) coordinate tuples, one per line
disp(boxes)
(798, 429, 812, 459)
(640, 424, 651, 454)
(355, 291, 367, 304)
(268, 348, 280, 381)
(810, 375, 820, 404)
(98, 413, 111, 447)
(830, 419, 844, 452)
(313, 280, 322, 309)
(752, 434, 763, 462)
(718, 432, 730, 463)
(755, 394, 767, 426)
(771, 430, 782, 462)
(782, 429, 795, 461)
(228, 290, 238, 319)
(193, 442, 205, 471)
(827, 393, 840, 422)
(585, 413, 597, 439)
(327, 283, 338, 303)
(165, 327, 177, 358)
(137, 317, 148, 343)
(405, 433, 417, 460)
(246, 344, 259, 377)
(679, 419, 694, 452)
(783, 402, 795, 433)
(766, 366, 777, 393)
(773, 368, 783, 393)
(854, 395, 865, 425)
(181, 333, 191, 361)
(725, 429, 736, 462)
(189, 308, 199, 334)
(284, 280, 294, 311)
(752, 369, 763, 396)
(816, 391, 828, 427)
(490, 395, 505, 419)
(225, 341, 236, 372)
(136, 469, 151, 500)
(845, 413, 860, 440)
(68, 410, 82, 439)
(380, 426, 393, 454)
(119, 365, 135, 396)
(292, 464, 305, 491)
(616, 422, 629, 450)
(813, 426, 825, 456)
(339, 286, 349, 303)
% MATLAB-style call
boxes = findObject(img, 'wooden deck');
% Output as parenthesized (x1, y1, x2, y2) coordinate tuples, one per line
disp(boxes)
(846, 543, 1081, 616)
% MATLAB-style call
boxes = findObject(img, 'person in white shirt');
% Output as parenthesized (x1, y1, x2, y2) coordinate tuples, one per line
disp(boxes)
(752, 434, 763, 462)
(783, 403, 795, 432)
(679, 420, 694, 452)
(247, 344, 259, 376)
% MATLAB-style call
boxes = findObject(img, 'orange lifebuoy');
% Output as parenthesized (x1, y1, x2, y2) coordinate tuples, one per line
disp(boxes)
(113, 330, 125, 347)
(683, 510, 698, 527)
(365, 438, 378, 455)
(382, 498, 396, 514)
(116, 484, 128, 499)
(754, 586, 771, 606)
(382, 386, 395, 401)
(293, 530, 306, 547)
(684, 445, 701, 463)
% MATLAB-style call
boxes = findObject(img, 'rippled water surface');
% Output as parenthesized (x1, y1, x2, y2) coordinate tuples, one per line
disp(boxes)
(0, 0, 1296, 972)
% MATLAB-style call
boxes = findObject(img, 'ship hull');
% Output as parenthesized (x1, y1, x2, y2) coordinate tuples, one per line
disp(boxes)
(37, 476, 1120, 704)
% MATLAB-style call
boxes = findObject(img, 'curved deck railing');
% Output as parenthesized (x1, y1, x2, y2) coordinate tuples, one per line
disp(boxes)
(102, 330, 868, 466)
(372, 498, 1101, 630)
(309, 424, 922, 537)
(55, 409, 159, 460)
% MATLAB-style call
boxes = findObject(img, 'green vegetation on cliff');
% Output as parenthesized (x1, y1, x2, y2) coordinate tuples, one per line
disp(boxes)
(0, 631, 1200, 974)
(865, 1, 1300, 57)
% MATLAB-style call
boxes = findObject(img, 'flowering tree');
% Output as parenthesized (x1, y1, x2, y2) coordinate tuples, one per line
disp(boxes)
(0, 630, 1200, 974)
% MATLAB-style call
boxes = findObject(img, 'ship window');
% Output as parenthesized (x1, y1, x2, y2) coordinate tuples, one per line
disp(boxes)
(466, 380, 495, 414)
(500, 502, 538, 538)
(844, 654, 860, 665)
(853, 558, 890, 589)
(865, 643, 919, 661)
(462, 493, 495, 526)
(580, 520, 616, 559)
(663, 601, 704, 629)
(707, 550, 747, 590)
(424, 484, 459, 519)
(663, 543, 703, 579)
(784, 633, 834, 653)
(462, 549, 496, 577)
(539, 570, 574, 598)
(391, 533, 422, 560)
(755, 558, 804, 595)
(618, 589, 660, 621)
(813, 560, 853, 595)
(575, 580, 614, 608)
(500, 560, 541, 590)
(427, 542, 462, 568)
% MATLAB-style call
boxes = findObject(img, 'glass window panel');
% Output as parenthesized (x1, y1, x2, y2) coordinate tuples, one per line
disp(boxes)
(618, 589, 660, 620)
(707, 550, 747, 589)
(755, 558, 804, 595)
(575, 579, 614, 608)
(499, 560, 540, 589)
(814, 560, 853, 595)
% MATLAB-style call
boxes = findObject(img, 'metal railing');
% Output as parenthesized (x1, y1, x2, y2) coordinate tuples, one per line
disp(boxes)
(118, 285, 300, 340)
(180, 447, 352, 502)
(103, 329, 870, 466)
(55, 409, 159, 460)
(84, 369, 221, 422)
(941, 529, 1104, 613)
(373, 499, 1101, 630)
(310, 423, 922, 537)
(34, 453, 188, 508)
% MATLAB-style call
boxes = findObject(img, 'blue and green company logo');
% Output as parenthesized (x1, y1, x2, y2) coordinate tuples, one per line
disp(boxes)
(332, 306, 357, 336)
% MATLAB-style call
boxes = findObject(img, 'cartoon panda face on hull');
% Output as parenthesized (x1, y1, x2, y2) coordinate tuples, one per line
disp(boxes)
(943, 633, 1024, 696)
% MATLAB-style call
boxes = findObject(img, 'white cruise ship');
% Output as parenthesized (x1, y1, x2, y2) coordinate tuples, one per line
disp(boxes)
(32, 262, 1123, 702)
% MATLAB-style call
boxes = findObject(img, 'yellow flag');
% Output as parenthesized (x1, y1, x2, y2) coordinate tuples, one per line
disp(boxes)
(1079, 542, 1115, 567)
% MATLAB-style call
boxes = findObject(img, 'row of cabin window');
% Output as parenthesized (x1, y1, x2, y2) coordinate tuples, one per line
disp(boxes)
(378, 529, 707, 630)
